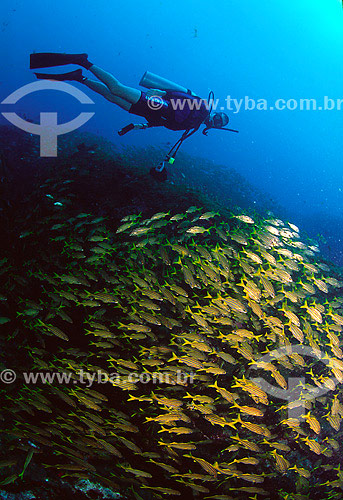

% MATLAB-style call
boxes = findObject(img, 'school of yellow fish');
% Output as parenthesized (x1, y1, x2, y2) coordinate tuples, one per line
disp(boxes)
(1, 176, 343, 499)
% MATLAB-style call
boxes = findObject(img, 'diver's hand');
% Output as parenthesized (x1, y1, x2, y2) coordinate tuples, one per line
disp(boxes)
(133, 123, 149, 130)
(145, 89, 167, 98)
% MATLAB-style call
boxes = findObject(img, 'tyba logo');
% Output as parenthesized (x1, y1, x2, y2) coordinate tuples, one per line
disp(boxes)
(1, 81, 95, 157)
(248, 344, 341, 420)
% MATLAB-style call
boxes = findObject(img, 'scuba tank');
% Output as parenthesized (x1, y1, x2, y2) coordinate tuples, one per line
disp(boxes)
(120, 76, 239, 182)
(139, 71, 192, 94)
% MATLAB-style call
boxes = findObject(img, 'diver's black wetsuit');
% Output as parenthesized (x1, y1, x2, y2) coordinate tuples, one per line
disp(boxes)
(129, 90, 209, 131)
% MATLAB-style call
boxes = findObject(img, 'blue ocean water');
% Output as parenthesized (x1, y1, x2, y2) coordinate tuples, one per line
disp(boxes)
(2, 4, 343, 498)
(1, 0, 343, 261)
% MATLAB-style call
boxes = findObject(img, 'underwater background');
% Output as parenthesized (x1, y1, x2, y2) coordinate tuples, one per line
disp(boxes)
(2, 0, 343, 265)
(1, 1, 343, 500)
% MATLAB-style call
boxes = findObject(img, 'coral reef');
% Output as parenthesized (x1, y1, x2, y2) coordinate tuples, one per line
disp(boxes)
(0, 127, 343, 500)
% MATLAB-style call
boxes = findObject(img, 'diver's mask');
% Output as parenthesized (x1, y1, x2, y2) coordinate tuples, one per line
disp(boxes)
(203, 111, 238, 135)
(211, 112, 229, 128)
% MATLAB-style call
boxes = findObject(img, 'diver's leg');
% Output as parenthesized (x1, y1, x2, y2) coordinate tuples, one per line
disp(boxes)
(88, 65, 141, 104)
(83, 78, 131, 111)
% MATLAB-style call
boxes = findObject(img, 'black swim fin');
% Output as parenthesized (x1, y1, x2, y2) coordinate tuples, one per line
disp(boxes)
(30, 52, 92, 69)
(34, 69, 85, 82)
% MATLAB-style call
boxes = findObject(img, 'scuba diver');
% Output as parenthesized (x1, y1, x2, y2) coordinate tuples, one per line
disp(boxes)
(30, 52, 237, 181)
